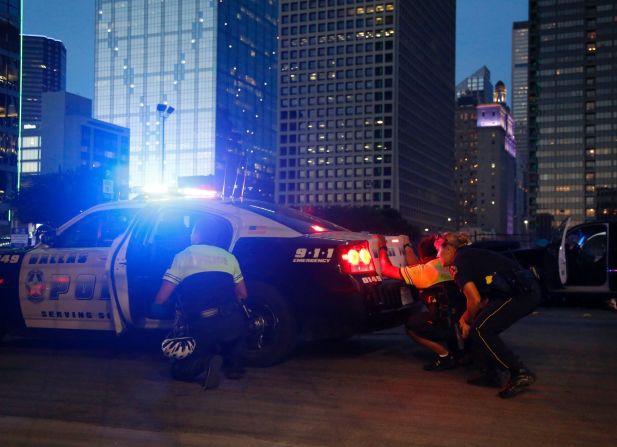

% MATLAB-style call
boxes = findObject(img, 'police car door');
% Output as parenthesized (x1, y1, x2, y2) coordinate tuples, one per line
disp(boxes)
(19, 208, 137, 330)
(110, 207, 235, 328)
(557, 217, 572, 285)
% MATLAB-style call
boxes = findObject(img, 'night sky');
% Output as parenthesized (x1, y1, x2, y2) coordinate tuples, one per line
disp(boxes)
(23, 0, 528, 102)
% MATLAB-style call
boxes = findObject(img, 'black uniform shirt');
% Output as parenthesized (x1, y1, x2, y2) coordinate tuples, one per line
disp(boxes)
(449, 246, 522, 299)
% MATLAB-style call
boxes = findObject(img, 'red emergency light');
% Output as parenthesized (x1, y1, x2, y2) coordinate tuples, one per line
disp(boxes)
(339, 241, 375, 274)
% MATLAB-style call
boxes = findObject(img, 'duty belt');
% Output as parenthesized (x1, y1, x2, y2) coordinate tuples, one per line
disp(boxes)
(199, 301, 239, 319)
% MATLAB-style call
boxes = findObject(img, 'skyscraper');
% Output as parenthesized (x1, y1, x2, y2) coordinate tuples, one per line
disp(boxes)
(511, 21, 529, 233)
(455, 66, 494, 230)
(21, 35, 66, 175)
(475, 91, 516, 235)
(455, 76, 516, 235)
(0, 0, 20, 234)
(455, 65, 493, 104)
(94, 0, 277, 198)
(529, 0, 617, 225)
(276, 0, 456, 230)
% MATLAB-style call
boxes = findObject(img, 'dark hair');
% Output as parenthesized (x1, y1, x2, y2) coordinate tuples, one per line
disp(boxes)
(418, 235, 437, 259)
(191, 217, 231, 249)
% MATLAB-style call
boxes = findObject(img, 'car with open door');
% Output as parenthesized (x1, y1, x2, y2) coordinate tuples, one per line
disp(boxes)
(508, 218, 616, 306)
(0, 196, 411, 365)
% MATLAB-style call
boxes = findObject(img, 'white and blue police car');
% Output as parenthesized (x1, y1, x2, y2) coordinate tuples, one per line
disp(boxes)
(0, 194, 410, 365)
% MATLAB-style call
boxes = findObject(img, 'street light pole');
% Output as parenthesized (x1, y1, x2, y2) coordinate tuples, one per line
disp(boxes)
(156, 103, 175, 184)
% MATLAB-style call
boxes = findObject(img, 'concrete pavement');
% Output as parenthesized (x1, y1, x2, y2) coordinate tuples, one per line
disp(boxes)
(0, 307, 616, 447)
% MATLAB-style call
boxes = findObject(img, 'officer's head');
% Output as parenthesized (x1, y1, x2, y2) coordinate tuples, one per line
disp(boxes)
(434, 232, 470, 266)
(190, 217, 230, 249)
(418, 235, 437, 262)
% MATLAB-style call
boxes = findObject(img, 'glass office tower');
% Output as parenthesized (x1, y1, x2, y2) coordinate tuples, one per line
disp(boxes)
(0, 0, 19, 234)
(21, 35, 66, 175)
(529, 0, 617, 225)
(511, 22, 528, 233)
(276, 0, 456, 230)
(94, 0, 277, 199)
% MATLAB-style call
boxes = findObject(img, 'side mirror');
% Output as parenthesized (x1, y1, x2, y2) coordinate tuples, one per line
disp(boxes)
(35, 225, 57, 246)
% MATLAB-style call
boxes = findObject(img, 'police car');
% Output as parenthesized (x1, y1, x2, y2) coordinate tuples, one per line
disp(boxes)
(0, 195, 409, 365)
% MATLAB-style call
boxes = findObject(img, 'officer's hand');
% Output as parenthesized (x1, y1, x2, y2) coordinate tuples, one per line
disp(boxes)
(459, 317, 471, 339)
(150, 302, 167, 319)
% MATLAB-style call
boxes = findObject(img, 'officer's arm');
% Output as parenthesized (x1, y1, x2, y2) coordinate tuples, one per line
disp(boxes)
(379, 248, 403, 280)
(461, 281, 482, 322)
(235, 280, 248, 301)
(404, 244, 420, 267)
(154, 280, 177, 305)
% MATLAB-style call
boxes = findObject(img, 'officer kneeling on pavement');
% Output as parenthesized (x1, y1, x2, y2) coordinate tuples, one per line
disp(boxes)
(152, 217, 248, 389)
(434, 232, 542, 399)
(377, 234, 466, 371)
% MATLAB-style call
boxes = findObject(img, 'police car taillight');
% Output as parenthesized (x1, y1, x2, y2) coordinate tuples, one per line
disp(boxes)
(339, 241, 376, 274)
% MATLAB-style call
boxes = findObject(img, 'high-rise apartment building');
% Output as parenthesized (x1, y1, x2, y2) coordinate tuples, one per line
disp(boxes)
(454, 95, 480, 229)
(529, 0, 617, 225)
(455, 66, 494, 229)
(21, 35, 67, 175)
(276, 0, 456, 230)
(22, 35, 66, 128)
(0, 0, 20, 234)
(455, 77, 516, 235)
(94, 0, 277, 198)
(475, 98, 516, 234)
(512, 21, 529, 233)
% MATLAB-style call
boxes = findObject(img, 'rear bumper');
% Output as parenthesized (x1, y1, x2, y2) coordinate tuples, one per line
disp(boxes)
(296, 277, 411, 341)
(360, 279, 413, 332)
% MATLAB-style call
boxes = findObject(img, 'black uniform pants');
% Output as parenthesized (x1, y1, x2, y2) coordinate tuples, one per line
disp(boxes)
(192, 309, 246, 369)
(171, 309, 246, 381)
(470, 283, 541, 372)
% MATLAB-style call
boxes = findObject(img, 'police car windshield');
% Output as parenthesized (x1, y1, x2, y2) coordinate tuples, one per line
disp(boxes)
(233, 202, 348, 234)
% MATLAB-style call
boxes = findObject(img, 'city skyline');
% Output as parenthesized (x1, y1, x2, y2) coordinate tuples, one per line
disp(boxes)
(23, 0, 529, 103)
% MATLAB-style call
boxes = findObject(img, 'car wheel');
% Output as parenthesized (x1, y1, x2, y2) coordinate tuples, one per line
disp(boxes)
(244, 282, 298, 367)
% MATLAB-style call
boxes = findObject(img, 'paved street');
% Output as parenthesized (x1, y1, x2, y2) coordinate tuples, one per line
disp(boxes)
(1, 306, 616, 447)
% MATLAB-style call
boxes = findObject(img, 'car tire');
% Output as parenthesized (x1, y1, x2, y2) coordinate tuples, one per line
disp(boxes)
(244, 282, 298, 367)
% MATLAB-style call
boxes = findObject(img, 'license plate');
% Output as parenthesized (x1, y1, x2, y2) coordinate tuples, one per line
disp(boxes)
(400, 286, 413, 306)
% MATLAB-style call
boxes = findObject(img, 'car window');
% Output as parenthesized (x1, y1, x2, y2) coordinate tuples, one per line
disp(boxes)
(147, 209, 233, 251)
(55, 208, 138, 248)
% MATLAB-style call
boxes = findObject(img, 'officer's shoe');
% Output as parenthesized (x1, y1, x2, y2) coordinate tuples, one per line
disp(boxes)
(202, 355, 223, 390)
(423, 353, 457, 371)
(498, 368, 536, 399)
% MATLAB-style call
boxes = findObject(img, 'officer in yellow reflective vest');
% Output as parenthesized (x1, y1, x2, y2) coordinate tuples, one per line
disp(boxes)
(378, 234, 464, 371)
(153, 218, 248, 388)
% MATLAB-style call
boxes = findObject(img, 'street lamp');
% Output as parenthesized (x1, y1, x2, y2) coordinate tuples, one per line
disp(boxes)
(156, 103, 175, 183)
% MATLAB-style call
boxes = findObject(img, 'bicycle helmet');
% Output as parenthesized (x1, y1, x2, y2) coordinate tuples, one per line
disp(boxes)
(161, 336, 196, 359)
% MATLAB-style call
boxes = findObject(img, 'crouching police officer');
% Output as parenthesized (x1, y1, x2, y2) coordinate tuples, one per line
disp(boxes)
(152, 217, 248, 389)
(378, 235, 465, 371)
(434, 232, 541, 399)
